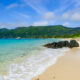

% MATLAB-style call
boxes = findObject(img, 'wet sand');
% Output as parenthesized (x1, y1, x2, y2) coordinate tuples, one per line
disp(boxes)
(33, 46, 80, 80)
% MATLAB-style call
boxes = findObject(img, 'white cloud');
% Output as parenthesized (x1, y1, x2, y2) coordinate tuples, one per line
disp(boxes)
(2, 0, 80, 28)
(63, 22, 70, 26)
(23, 0, 47, 14)
(6, 3, 18, 10)
(73, 0, 80, 8)
(54, 0, 76, 14)
(43, 12, 54, 20)
(71, 13, 80, 21)
(33, 21, 48, 26)
(19, 13, 30, 18)
(62, 12, 70, 20)
(0, 22, 28, 29)
(62, 9, 80, 21)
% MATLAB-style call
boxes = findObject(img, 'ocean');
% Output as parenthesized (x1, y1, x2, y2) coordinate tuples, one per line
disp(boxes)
(0, 39, 69, 80)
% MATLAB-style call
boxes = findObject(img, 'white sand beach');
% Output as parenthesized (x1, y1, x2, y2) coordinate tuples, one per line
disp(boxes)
(33, 39, 80, 80)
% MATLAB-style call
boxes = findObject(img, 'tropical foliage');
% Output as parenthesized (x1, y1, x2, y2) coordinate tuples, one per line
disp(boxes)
(0, 25, 80, 38)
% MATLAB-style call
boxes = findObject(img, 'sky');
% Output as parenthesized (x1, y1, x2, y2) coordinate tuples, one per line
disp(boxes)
(0, 0, 80, 28)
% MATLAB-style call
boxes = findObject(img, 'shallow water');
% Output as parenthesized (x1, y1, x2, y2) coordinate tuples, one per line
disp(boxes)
(0, 39, 69, 80)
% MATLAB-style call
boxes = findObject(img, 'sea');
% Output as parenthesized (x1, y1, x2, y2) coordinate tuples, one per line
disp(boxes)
(0, 39, 70, 80)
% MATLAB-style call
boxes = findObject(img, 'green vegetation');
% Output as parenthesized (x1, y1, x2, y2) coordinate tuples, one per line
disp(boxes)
(0, 25, 80, 38)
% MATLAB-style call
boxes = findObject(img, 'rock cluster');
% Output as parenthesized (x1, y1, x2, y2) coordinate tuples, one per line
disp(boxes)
(44, 40, 79, 48)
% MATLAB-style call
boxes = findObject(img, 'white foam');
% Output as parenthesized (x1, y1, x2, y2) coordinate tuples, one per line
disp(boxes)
(0, 48, 70, 80)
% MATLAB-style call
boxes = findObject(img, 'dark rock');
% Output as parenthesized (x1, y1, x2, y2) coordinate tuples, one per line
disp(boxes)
(69, 40, 79, 48)
(51, 42, 58, 48)
(62, 41, 70, 47)
(44, 43, 53, 48)
(44, 40, 79, 49)
(56, 41, 63, 48)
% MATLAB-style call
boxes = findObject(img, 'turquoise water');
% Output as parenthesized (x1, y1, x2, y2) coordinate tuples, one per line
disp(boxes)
(0, 39, 69, 80)
(0, 39, 59, 63)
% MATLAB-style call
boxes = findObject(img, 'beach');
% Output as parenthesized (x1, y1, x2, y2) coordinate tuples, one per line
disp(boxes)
(0, 39, 80, 80)
(33, 40, 80, 80)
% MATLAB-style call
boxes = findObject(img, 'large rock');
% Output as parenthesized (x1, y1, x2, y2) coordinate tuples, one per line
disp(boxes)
(56, 41, 70, 48)
(44, 40, 79, 49)
(69, 40, 79, 48)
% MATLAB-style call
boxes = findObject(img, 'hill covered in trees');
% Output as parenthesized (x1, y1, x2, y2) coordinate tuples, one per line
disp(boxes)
(0, 25, 80, 38)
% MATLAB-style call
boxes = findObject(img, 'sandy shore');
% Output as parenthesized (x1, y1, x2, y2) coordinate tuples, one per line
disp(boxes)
(33, 41, 80, 80)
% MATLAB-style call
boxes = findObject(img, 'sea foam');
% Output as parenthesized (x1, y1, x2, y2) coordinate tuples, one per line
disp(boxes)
(0, 47, 70, 80)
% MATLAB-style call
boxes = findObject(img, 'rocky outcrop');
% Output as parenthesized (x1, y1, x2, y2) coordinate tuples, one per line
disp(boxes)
(69, 40, 79, 48)
(44, 40, 79, 48)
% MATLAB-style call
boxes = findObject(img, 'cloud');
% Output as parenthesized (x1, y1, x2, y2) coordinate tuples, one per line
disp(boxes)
(23, 0, 73, 15)
(43, 12, 54, 20)
(73, 0, 80, 8)
(1, 0, 80, 28)
(0, 22, 28, 29)
(54, 0, 74, 14)
(62, 12, 70, 20)
(32, 21, 48, 26)
(18, 13, 30, 18)
(6, 3, 18, 10)
(22, 0, 47, 14)
(63, 22, 70, 26)
(71, 13, 80, 21)
(62, 10, 80, 21)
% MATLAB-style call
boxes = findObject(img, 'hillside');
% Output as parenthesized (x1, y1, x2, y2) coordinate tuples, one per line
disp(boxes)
(0, 25, 80, 38)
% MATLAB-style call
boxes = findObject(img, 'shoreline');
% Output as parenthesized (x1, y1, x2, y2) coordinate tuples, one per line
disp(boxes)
(32, 40, 80, 80)
(0, 37, 79, 39)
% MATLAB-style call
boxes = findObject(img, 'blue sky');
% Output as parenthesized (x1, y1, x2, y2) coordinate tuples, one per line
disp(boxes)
(0, 0, 80, 28)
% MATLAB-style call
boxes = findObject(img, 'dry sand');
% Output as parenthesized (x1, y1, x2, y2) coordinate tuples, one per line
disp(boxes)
(33, 41, 80, 80)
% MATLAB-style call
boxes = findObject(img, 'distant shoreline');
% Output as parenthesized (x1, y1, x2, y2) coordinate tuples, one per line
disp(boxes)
(0, 37, 79, 39)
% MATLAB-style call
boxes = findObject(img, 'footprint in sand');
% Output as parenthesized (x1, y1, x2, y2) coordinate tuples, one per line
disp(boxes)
(53, 76, 55, 79)
(53, 72, 56, 79)
(36, 78, 39, 80)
